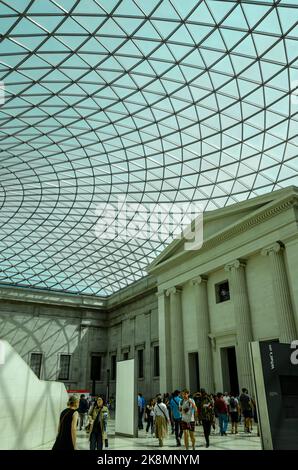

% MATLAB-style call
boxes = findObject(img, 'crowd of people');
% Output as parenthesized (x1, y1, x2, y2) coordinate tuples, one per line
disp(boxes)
(138, 388, 259, 449)
(52, 387, 258, 450)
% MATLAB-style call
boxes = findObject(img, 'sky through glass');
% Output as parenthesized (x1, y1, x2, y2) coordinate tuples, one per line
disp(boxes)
(0, 0, 297, 295)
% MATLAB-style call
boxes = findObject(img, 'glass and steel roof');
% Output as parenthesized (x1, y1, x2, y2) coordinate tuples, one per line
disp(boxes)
(0, 0, 297, 296)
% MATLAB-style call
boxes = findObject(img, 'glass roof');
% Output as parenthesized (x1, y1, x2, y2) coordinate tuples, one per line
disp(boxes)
(0, 0, 297, 296)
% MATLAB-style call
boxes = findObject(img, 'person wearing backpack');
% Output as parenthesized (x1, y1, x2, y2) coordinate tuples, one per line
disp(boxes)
(239, 388, 253, 433)
(228, 393, 240, 434)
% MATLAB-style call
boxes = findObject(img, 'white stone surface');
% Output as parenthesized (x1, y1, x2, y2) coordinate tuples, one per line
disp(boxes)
(0, 339, 68, 450)
(115, 359, 136, 437)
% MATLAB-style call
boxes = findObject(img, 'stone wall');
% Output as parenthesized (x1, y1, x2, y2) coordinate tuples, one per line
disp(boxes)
(0, 277, 159, 401)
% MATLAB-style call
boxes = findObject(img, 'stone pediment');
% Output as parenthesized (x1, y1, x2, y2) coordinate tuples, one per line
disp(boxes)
(147, 186, 298, 272)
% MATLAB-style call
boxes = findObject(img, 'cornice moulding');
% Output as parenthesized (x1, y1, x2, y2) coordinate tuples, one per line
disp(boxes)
(148, 193, 298, 275)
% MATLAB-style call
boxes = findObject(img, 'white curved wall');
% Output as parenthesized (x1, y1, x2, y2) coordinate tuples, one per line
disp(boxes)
(0, 339, 68, 450)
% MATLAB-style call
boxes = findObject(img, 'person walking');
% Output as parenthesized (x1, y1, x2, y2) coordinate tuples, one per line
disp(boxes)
(52, 395, 79, 450)
(154, 396, 169, 447)
(137, 393, 145, 430)
(89, 396, 109, 450)
(180, 389, 197, 450)
(200, 389, 214, 448)
(145, 399, 155, 435)
(228, 393, 240, 434)
(78, 394, 89, 431)
(169, 390, 183, 447)
(239, 388, 253, 433)
(215, 393, 229, 436)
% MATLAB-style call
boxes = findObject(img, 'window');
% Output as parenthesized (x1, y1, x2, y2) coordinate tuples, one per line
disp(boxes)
(215, 280, 230, 303)
(123, 352, 129, 360)
(90, 355, 102, 381)
(111, 355, 116, 380)
(153, 346, 159, 377)
(58, 354, 71, 380)
(138, 349, 144, 379)
(30, 353, 42, 378)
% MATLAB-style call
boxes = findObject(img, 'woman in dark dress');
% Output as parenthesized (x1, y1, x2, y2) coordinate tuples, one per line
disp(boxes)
(52, 395, 79, 450)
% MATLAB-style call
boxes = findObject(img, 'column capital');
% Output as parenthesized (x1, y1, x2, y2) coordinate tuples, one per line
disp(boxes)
(224, 259, 246, 272)
(190, 275, 208, 286)
(156, 290, 166, 298)
(165, 286, 182, 297)
(208, 334, 216, 351)
(261, 241, 284, 257)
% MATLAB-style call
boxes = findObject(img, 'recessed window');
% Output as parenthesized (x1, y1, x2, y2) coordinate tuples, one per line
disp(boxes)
(215, 280, 230, 303)
(123, 352, 129, 360)
(138, 349, 144, 379)
(58, 354, 71, 380)
(111, 354, 116, 380)
(90, 355, 102, 381)
(153, 346, 159, 377)
(30, 352, 42, 378)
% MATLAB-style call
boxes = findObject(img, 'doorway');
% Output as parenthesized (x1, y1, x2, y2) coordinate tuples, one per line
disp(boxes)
(188, 352, 200, 393)
(220, 346, 239, 395)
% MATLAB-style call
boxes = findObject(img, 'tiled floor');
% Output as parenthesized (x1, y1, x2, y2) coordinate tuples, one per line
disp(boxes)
(37, 420, 262, 451)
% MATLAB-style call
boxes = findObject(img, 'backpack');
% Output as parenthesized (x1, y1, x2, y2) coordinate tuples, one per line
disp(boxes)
(229, 397, 236, 409)
(240, 393, 251, 410)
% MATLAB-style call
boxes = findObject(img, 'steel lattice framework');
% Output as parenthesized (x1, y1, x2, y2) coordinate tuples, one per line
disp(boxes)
(0, 0, 297, 296)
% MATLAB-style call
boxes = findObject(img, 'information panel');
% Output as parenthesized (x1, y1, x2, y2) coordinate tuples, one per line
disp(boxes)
(250, 341, 298, 450)
(115, 359, 137, 437)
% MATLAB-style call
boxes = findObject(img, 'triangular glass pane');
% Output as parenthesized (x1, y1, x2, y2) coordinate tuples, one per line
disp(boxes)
(188, 2, 214, 24)
(206, 0, 235, 24)
(115, 17, 144, 36)
(263, 38, 291, 65)
(151, 20, 179, 39)
(186, 24, 213, 44)
(169, 24, 195, 45)
(200, 49, 224, 68)
(202, 29, 225, 50)
(32, 15, 64, 32)
(253, 33, 279, 56)
(223, 5, 248, 29)
(256, 9, 281, 34)
(242, 4, 272, 28)
(152, 0, 181, 20)
(221, 29, 247, 50)
(277, 6, 297, 34)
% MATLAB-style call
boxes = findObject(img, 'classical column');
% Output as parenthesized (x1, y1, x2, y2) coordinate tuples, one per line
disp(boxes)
(144, 311, 151, 395)
(191, 276, 214, 393)
(166, 287, 185, 391)
(77, 323, 91, 389)
(225, 260, 253, 393)
(261, 242, 297, 343)
(157, 290, 172, 393)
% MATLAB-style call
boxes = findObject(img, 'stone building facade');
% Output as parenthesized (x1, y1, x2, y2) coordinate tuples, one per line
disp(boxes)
(148, 186, 298, 395)
(1, 186, 297, 400)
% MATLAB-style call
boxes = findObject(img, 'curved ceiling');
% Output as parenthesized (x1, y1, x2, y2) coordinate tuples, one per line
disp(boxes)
(0, 0, 297, 296)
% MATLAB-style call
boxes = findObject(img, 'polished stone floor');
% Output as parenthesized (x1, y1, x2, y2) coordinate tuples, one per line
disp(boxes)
(37, 419, 262, 451)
